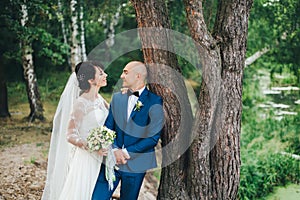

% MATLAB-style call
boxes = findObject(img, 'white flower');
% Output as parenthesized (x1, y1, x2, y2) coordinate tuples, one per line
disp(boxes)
(134, 100, 143, 111)
(86, 125, 116, 152)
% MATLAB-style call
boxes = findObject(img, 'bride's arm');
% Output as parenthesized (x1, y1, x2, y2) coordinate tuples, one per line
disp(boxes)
(66, 101, 87, 149)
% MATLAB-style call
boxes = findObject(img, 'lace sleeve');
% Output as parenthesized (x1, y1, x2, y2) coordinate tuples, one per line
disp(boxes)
(66, 101, 87, 148)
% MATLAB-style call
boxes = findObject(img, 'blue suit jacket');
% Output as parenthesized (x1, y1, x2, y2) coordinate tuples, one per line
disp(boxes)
(105, 88, 164, 173)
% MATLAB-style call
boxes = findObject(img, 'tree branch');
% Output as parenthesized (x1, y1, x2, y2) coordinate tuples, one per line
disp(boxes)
(245, 47, 269, 66)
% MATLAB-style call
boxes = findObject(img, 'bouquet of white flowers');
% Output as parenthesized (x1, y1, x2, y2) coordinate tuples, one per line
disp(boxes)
(87, 125, 116, 190)
(87, 125, 116, 151)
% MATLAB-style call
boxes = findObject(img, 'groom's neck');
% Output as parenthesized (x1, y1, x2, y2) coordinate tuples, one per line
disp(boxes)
(131, 84, 145, 92)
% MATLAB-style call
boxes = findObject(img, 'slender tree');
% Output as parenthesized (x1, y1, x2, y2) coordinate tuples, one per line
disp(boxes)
(70, 0, 80, 71)
(20, 0, 45, 122)
(79, 4, 87, 61)
(58, 0, 71, 66)
(0, 56, 10, 118)
(70, 0, 87, 71)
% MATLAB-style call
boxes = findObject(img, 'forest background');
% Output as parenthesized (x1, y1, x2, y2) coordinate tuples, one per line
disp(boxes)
(0, 0, 299, 199)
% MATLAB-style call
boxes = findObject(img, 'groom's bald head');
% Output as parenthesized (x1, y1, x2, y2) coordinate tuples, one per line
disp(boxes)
(121, 61, 148, 91)
(126, 61, 147, 80)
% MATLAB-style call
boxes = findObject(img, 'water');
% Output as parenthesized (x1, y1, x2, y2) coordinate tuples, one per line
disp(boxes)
(258, 70, 299, 119)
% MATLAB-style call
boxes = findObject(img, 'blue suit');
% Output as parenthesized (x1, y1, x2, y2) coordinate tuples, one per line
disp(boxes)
(92, 88, 164, 200)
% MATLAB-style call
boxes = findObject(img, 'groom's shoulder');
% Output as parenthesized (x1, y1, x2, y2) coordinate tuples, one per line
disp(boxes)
(146, 89, 163, 102)
(112, 91, 126, 100)
(112, 91, 122, 96)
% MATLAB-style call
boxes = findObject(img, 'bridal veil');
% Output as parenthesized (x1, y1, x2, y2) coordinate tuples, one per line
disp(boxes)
(42, 72, 80, 200)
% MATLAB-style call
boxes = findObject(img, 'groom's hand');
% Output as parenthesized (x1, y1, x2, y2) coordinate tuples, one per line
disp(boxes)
(114, 149, 129, 165)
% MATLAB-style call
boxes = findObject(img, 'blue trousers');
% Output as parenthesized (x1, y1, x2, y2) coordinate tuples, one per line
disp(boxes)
(92, 164, 146, 200)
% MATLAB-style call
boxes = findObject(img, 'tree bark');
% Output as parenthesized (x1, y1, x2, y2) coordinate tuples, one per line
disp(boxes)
(184, 0, 222, 198)
(184, 0, 253, 199)
(21, 2, 45, 122)
(0, 55, 10, 118)
(58, 0, 71, 66)
(79, 4, 87, 61)
(70, 0, 81, 71)
(132, 0, 252, 198)
(131, 0, 193, 199)
(0, 81, 10, 118)
(210, 1, 253, 199)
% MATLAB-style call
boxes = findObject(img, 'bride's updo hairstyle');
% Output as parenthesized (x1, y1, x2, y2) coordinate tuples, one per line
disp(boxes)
(75, 61, 97, 91)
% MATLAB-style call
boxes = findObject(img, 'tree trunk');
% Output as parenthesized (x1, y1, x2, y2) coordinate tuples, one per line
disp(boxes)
(58, 0, 71, 66)
(183, 0, 222, 198)
(0, 80, 10, 118)
(21, 2, 45, 122)
(210, 1, 252, 198)
(79, 4, 87, 61)
(0, 56, 10, 118)
(131, 0, 193, 199)
(70, 0, 81, 71)
(104, 5, 122, 64)
(184, 0, 253, 199)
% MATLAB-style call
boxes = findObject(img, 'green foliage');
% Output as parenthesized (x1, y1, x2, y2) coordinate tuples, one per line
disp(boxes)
(242, 69, 265, 108)
(33, 28, 69, 66)
(239, 153, 299, 200)
(240, 62, 300, 199)
(37, 71, 71, 102)
(167, 0, 189, 34)
(24, 156, 37, 165)
(7, 82, 28, 104)
(270, 64, 298, 86)
(279, 114, 300, 155)
(7, 70, 70, 106)
(240, 107, 300, 199)
(248, 0, 300, 84)
(1, 0, 70, 83)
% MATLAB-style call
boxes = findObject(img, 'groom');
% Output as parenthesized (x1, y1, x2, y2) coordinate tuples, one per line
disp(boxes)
(92, 61, 164, 200)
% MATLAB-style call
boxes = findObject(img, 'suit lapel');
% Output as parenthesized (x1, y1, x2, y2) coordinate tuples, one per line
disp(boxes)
(129, 89, 149, 120)
(118, 93, 129, 127)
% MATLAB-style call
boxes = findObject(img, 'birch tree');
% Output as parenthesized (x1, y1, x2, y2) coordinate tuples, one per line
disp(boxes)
(20, 0, 45, 122)
(79, 3, 87, 62)
(57, 0, 71, 66)
(69, 0, 87, 71)
(70, 0, 81, 71)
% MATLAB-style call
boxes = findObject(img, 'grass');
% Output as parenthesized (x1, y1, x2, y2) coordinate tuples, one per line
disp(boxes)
(24, 156, 37, 165)
(263, 184, 300, 200)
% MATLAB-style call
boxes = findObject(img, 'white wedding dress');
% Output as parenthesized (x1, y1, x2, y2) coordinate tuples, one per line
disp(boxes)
(58, 96, 108, 200)
(42, 73, 113, 200)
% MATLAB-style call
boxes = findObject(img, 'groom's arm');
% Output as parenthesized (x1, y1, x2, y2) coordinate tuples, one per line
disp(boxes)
(104, 94, 128, 163)
(104, 104, 114, 131)
(126, 98, 164, 155)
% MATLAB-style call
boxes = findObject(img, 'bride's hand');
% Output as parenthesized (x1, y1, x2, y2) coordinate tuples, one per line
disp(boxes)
(121, 88, 129, 94)
(97, 148, 108, 156)
(76, 138, 88, 150)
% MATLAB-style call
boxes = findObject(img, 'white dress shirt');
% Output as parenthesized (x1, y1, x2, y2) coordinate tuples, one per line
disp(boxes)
(127, 86, 145, 120)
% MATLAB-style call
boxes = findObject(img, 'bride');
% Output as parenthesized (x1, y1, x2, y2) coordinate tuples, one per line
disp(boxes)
(42, 61, 112, 200)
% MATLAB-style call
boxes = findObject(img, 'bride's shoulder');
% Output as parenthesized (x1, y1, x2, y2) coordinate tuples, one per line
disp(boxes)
(73, 96, 88, 107)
